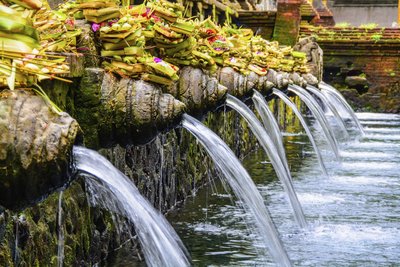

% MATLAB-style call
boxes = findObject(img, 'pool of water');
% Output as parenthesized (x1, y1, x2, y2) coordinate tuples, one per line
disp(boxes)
(168, 113, 400, 266)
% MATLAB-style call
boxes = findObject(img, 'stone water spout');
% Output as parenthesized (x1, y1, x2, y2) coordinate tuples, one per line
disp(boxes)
(77, 69, 187, 146)
(0, 89, 81, 211)
(77, 66, 317, 147)
(215, 67, 308, 97)
(165, 67, 228, 113)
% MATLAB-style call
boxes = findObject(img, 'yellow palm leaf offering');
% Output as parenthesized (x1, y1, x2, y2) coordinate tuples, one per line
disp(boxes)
(0, 2, 74, 90)
(0, 0, 309, 88)
(89, 0, 307, 85)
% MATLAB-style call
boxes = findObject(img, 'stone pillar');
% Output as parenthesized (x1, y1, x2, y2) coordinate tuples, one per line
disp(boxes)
(273, 0, 302, 46)
(312, 0, 324, 9)
(311, 0, 335, 26)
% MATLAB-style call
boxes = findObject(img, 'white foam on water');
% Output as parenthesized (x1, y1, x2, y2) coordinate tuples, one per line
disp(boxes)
(298, 193, 345, 204)
(312, 224, 398, 243)
(339, 151, 393, 159)
(331, 175, 396, 186)
(361, 120, 400, 126)
(205, 251, 235, 256)
(345, 141, 400, 150)
(287, 141, 308, 145)
(341, 162, 399, 171)
(282, 132, 306, 137)
(211, 193, 232, 198)
(192, 223, 223, 235)
(364, 127, 400, 133)
(363, 134, 400, 141)
(356, 113, 400, 121)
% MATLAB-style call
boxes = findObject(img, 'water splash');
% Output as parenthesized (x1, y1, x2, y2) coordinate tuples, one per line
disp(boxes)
(273, 89, 328, 176)
(73, 146, 190, 267)
(289, 85, 341, 159)
(356, 112, 400, 121)
(170, 112, 400, 266)
(226, 94, 306, 228)
(182, 114, 292, 267)
(306, 85, 350, 139)
(320, 82, 365, 136)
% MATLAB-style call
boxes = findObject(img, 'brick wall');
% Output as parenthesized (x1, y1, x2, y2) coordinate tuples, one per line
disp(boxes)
(301, 26, 400, 112)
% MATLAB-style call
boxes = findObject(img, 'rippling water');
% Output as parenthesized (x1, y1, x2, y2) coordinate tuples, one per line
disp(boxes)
(168, 113, 400, 266)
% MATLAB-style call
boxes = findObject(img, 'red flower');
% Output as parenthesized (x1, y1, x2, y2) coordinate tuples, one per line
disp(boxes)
(206, 29, 216, 35)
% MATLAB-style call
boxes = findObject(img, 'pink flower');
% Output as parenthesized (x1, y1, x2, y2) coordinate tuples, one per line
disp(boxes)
(91, 23, 100, 32)
(108, 19, 118, 26)
(65, 18, 75, 27)
(154, 57, 162, 63)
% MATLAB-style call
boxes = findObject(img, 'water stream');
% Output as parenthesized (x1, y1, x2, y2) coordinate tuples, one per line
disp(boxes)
(252, 90, 287, 171)
(169, 112, 400, 266)
(226, 94, 307, 228)
(289, 85, 341, 159)
(272, 89, 328, 176)
(182, 114, 292, 267)
(320, 82, 365, 136)
(73, 146, 190, 267)
(72, 84, 398, 266)
(305, 85, 350, 139)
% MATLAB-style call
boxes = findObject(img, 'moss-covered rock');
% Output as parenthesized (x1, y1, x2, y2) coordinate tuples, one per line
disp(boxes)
(0, 89, 81, 211)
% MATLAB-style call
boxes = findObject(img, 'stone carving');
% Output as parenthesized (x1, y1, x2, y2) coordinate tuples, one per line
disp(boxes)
(0, 89, 81, 211)
(77, 69, 186, 146)
(166, 67, 228, 112)
(293, 36, 324, 82)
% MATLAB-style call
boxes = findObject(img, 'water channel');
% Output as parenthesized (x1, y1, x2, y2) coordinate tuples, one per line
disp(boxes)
(167, 112, 400, 266)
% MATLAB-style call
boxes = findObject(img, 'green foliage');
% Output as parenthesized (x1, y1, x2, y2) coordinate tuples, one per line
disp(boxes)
(370, 34, 382, 42)
(335, 22, 351, 28)
(359, 23, 379, 30)
(33, 84, 63, 114)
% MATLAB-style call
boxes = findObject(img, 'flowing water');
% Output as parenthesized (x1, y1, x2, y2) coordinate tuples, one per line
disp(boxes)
(320, 82, 365, 136)
(252, 90, 286, 164)
(289, 85, 341, 159)
(226, 94, 306, 228)
(305, 85, 350, 139)
(181, 114, 292, 267)
(272, 89, 328, 177)
(169, 112, 400, 266)
(73, 146, 190, 267)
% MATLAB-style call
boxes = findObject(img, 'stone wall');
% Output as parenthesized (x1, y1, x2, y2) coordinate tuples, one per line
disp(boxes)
(300, 26, 400, 113)
(324, 54, 400, 113)
(0, 92, 302, 265)
(330, 6, 397, 27)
